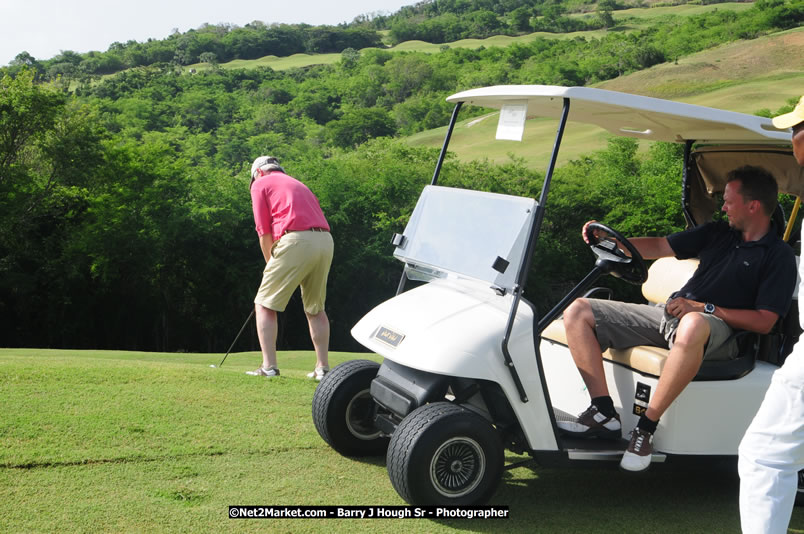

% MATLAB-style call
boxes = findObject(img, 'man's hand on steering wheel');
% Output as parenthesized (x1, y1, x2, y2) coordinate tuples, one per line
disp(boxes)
(583, 220, 624, 252)
(583, 221, 648, 285)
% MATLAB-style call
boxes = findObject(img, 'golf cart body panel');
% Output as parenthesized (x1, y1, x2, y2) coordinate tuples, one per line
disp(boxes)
(354, 281, 558, 451)
(325, 85, 801, 505)
(540, 338, 779, 455)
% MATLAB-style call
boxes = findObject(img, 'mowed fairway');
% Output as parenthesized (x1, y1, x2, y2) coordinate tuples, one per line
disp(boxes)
(2, 348, 803, 533)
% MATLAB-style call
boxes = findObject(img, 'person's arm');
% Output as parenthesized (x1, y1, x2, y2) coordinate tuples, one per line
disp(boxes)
(713, 307, 779, 334)
(259, 233, 274, 264)
(581, 221, 675, 260)
(627, 237, 675, 260)
(666, 298, 779, 334)
(251, 184, 275, 263)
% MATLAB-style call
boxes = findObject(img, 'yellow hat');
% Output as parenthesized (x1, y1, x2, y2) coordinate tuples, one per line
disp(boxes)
(772, 96, 804, 129)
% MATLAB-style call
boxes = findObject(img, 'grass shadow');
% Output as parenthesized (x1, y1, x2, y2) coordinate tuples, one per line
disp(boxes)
(475, 459, 743, 533)
(332, 449, 758, 533)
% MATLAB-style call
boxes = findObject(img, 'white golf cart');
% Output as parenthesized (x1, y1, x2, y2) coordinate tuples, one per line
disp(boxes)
(312, 85, 804, 506)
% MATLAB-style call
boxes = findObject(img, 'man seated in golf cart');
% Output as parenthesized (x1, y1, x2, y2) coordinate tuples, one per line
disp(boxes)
(557, 165, 797, 472)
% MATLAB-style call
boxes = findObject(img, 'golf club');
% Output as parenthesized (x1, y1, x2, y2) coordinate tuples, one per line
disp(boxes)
(211, 308, 255, 368)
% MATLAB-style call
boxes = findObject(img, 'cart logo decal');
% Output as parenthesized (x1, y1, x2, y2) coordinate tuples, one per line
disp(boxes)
(633, 382, 651, 416)
(373, 326, 405, 348)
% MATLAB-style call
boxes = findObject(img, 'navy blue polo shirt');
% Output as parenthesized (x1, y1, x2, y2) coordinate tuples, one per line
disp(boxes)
(667, 221, 796, 317)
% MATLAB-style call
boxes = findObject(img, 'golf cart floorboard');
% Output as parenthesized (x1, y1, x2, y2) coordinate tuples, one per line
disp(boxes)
(560, 436, 628, 453)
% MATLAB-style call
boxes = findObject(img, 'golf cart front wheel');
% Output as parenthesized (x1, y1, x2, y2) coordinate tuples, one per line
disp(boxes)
(312, 359, 389, 456)
(386, 402, 503, 505)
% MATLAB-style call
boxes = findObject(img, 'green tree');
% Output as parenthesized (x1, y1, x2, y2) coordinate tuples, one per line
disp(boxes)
(509, 6, 534, 32)
(384, 54, 435, 103)
(597, 6, 616, 29)
(291, 90, 340, 124)
(326, 107, 397, 148)
(8, 52, 44, 79)
(340, 47, 361, 70)
(199, 52, 219, 66)
(0, 69, 65, 184)
(0, 70, 111, 348)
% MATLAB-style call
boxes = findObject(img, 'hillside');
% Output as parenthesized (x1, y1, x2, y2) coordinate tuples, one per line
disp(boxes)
(598, 28, 803, 99)
(406, 27, 804, 171)
(186, 2, 755, 73)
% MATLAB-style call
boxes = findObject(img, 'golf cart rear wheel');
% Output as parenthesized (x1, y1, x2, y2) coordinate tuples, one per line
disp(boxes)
(796, 470, 804, 507)
(386, 402, 503, 505)
(312, 359, 389, 456)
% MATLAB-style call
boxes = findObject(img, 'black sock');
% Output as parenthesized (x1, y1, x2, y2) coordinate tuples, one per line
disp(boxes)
(637, 414, 659, 434)
(591, 396, 617, 418)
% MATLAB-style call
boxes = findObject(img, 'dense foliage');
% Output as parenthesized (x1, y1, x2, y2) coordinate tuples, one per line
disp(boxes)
(0, 67, 685, 353)
(1, 1, 801, 352)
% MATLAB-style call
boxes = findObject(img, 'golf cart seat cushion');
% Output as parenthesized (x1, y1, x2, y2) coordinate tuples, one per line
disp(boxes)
(541, 319, 669, 377)
(542, 257, 701, 378)
(640, 257, 700, 304)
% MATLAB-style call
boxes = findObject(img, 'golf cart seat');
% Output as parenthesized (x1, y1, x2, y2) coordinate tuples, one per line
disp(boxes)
(542, 256, 757, 380)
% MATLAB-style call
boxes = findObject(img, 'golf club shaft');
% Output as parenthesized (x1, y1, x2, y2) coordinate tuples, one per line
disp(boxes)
(218, 308, 255, 367)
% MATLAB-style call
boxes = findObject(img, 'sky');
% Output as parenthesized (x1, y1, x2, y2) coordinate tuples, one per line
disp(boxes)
(0, 0, 415, 66)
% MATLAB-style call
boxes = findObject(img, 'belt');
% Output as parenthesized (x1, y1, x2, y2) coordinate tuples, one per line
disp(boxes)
(285, 227, 328, 235)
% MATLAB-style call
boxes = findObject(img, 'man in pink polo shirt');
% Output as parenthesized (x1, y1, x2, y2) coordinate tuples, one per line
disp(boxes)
(245, 156, 334, 380)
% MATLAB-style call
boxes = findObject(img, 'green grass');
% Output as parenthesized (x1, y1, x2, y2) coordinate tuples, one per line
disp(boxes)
(611, 1, 754, 22)
(2, 348, 803, 533)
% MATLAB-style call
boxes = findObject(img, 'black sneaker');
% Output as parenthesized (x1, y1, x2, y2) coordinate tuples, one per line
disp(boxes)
(620, 427, 654, 472)
(556, 405, 622, 439)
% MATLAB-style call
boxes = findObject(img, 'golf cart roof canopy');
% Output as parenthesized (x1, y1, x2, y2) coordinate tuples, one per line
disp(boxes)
(446, 85, 792, 145)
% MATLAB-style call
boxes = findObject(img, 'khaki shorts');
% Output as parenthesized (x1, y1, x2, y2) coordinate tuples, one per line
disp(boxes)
(588, 298, 738, 361)
(254, 230, 334, 314)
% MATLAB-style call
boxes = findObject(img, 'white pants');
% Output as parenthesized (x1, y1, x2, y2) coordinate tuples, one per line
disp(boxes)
(738, 350, 804, 533)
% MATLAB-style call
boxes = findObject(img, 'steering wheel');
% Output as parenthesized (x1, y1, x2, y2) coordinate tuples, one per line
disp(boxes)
(585, 222, 648, 285)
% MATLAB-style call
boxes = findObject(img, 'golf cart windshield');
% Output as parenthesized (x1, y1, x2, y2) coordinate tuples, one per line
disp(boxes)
(393, 185, 537, 292)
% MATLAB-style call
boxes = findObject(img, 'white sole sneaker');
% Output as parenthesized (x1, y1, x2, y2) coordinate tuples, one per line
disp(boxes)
(620, 427, 653, 472)
(306, 367, 329, 381)
(245, 367, 280, 377)
(556, 405, 622, 440)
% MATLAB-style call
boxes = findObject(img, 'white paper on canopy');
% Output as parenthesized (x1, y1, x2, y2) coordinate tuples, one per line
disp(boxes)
(496, 101, 528, 141)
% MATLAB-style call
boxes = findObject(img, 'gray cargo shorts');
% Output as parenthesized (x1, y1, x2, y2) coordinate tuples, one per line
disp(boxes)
(588, 298, 739, 361)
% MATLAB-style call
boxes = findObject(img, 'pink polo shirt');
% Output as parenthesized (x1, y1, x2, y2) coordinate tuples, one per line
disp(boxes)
(250, 171, 329, 238)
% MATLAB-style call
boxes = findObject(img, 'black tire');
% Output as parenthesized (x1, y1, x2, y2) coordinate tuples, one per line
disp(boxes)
(796, 470, 804, 507)
(386, 402, 503, 505)
(312, 359, 389, 456)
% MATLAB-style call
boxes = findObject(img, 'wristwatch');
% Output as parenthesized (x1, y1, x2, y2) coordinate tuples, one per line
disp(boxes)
(704, 302, 716, 315)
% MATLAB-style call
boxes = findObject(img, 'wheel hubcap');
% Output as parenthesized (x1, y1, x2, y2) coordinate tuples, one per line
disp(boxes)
(345, 388, 381, 441)
(430, 437, 485, 498)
